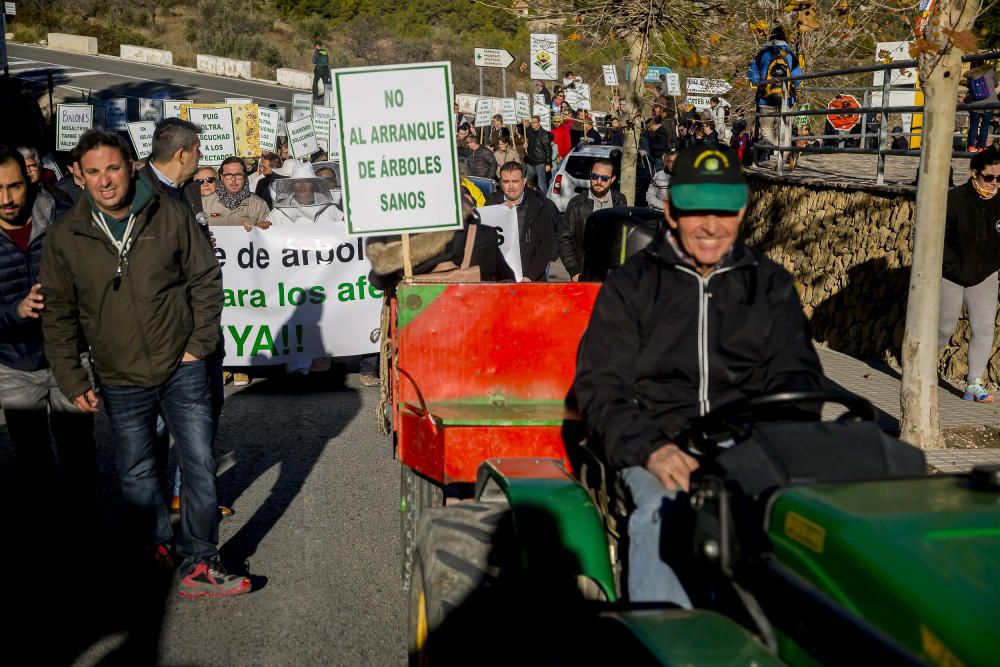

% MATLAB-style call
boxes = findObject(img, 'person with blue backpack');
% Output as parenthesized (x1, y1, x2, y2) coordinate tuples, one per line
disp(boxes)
(746, 26, 804, 169)
(964, 63, 997, 153)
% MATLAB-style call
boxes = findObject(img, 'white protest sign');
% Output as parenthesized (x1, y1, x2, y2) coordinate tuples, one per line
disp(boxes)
(334, 61, 462, 237)
(139, 98, 163, 123)
(313, 105, 334, 151)
(327, 115, 341, 159)
(213, 227, 380, 365)
(162, 99, 192, 120)
(530, 33, 558, 81)
(292, 93, 313, 121)
(56, 104, 93, 151)
(106, 98, 127, 130)
(285, 116, 318, 159)
(534, 93, 546, 106)
(575, 83, 592, 110)
(515, 96, 531, 121)
(685, 77, 732, 95)
(564, 88, 580, 109)
(274, 106, 288, 136)
(475, 99, 492, 127)
(126, 121, 156, 159)
(189, 107, 237, 166)
(500, 98, 517, 125)
(533, 103, 551, 131)
(665, 73, 681, 97)
(602, 65, 619, 87)
(477, 205, 522, 281)
(258, 107, 280, 153)
(226, 98, 252, 105)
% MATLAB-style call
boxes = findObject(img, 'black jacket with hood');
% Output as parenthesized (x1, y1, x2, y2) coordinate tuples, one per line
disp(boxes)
(942, 179, 1000, 287)
(574, 230, 824, 470)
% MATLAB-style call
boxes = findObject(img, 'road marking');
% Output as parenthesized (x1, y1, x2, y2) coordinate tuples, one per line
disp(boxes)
(15, 69, 104, 80)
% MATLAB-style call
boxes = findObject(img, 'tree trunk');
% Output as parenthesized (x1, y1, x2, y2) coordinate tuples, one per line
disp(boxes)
(899, 0, 979, 450)
(619, 31, 647, 206)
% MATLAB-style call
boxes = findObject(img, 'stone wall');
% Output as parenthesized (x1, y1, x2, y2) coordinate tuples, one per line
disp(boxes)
(742, 174, 998, 385)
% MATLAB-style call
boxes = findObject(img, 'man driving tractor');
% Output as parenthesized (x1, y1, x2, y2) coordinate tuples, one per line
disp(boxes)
(573, 145, 825, 607)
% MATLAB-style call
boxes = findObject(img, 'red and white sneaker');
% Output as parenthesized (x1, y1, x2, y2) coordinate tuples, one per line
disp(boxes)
(178, 558, 251, 598)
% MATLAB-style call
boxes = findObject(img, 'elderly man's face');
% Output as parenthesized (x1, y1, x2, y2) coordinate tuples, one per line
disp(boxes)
(665, 206, 745, 276)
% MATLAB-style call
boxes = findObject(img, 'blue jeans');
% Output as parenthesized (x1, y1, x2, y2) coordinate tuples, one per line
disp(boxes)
(526, 163, 549, 193)
(968, 111, 994, 149)
(620, 466, 693, 608)
(104, 360, 219, 570)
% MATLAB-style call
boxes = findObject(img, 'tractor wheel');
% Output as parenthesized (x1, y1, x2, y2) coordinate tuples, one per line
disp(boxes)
(407, 502, 508, 666)
(400, 465, 444, 590)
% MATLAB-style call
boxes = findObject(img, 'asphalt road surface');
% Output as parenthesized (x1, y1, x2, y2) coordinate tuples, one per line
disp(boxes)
(0, 370, 406, 666)
(7, 43, 303, 112)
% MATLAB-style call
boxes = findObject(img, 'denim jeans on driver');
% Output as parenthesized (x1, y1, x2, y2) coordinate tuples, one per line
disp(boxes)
(103, 360, 219, 570)
(620, 466, 693, 608)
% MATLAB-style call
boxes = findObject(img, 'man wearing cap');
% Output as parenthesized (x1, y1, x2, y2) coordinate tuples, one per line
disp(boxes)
(573, 145, 824, 606)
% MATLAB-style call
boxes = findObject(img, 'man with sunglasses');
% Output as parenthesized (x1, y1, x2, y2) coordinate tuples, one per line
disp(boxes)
(574, 145, 824, 606)
(938, 148, 1000, 402)
(559, 158, 625, 281)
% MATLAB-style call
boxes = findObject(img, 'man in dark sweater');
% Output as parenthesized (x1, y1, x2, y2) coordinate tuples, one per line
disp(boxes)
(136, 118, 204, 214)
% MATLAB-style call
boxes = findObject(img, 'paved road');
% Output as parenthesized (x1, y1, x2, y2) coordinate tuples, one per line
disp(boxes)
(7, 43, 302, 111)
(0, 372, 406, 666)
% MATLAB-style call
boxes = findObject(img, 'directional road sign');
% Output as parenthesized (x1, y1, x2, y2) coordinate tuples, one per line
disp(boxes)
(686, 77, 732, 95)
(474, 48, 514, 69)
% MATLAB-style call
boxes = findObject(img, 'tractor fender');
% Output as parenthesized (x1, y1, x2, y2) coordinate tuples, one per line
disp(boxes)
(475, 457, 618, 602)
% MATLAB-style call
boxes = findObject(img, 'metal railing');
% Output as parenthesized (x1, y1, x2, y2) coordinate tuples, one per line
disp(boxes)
(755, 51, 1000, 183)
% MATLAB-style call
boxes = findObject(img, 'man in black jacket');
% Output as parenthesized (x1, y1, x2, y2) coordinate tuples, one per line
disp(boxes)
(136, 118, 204, 214)
(485, 161, 557, 281)
(574, 145, 823, 606)
(937, 149, 1000, 402)
(465, 134, 498, 181)
(524, 116, 553, 193)
(559, 158, 625, 281)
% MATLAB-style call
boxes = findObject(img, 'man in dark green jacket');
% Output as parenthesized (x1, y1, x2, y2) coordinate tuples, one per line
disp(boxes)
(40, 129, 250, 598)
(312, 41, 331, 100)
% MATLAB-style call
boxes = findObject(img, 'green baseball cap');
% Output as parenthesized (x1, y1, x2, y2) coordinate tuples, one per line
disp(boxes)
(669, 145, 747, 212)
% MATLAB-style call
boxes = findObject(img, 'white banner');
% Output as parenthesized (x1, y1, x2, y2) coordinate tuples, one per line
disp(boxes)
(258, 108, 280, 154)
(313, 105, 334, 151)
(139, 98, 163, 123)
(292, 93, 313, 121)
(685, 77, 732, 95)
(285, 116, 318, 159)
(190, 107, 237, 166)
(163, 99, 193, 120)
(602, 65, 619, 87)
(530, 33, 558, 81)
(56, 104, 93, 151)
(477, 205, 522, 281)
(106, 98, 128, 130)
(126, 121, 155, 159)
(213, 227, 380, 365)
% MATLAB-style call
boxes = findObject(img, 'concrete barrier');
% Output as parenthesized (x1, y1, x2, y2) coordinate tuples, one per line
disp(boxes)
(47, 33, 98, 56)
(120, 44, 173, 66)
(276, 68, 312, 90)
(196, 54, 252, 80)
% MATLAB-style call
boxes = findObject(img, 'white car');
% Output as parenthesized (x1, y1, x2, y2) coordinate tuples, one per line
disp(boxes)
(546, 144, 654, 212)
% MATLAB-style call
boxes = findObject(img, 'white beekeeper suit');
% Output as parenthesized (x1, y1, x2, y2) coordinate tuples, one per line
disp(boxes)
(267, 160, 344, 225)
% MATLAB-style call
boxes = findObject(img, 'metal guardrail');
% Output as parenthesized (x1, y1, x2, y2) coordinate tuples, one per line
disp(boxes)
(753, 51, 1000, 183)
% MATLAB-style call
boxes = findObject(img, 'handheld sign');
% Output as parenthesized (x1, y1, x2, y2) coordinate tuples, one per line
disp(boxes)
(475, 99, 492, 127)
(106, 98, 127, 130)
(292, 93, 312, 121)
(313, 106, 335, 151)
(500, 98, 517, 125)
(285, 116, 318, 159)
(477, 205, 523, 281)
(163, 99, 193, 120)
(181, 103, 261, 158)
(333, 61, 462, 237)
(515, 95, 531, 121)
(56, 104, 93, 151)
(602, 65, 619, 87)
(226, 98, 252, 105)
(258, 107, 280, 153)
(665, 73, 681, 97)
(532, 103, 551, 131)
(575, 83, 592, 110)
(138, 98, 163, 123)
(188, 107, 237, 166)
(126, 121, 156, 159)
(530, 33, 558, 81)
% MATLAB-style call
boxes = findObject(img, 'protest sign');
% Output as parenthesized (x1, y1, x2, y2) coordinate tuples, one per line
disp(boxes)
(475, 99, 492, 126)
(665, 73, 681, 97)
(162, 99, 193, 119)
(333, 61, 462, 237)
(106, 98, 127, 130)
(602, 65, 619, 87)
(285, 116, 318, 159)
(258, 107, 280, 153)
(327, 115, 341, 159)
(188, 107, 237, 166)
(575, 83, 591, 110)
(564, 88, 580, 109)
(226, 98, 252, 105)
(533, 93, 546, 106)
(292, 93, 313, 121)
(274, 106, 288, 136)
(139, 98, 163, 123)
(530, 33, 558, 81)
(213, 227, 380, 365)
(56, 104, 93, 151)
(515, 95, 531, 121)
(313, 106, 334, 151)
(181, 103, 261, 158)
(126, 121, 156, 159)
(477, 205, 522, 281)
(500, 98, 517, 125)
(686, 77, 732, 95)
(532, 103, 551, 131)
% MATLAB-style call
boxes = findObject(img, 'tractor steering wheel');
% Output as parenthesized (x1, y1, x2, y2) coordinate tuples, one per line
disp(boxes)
(681, 390, 877, 458)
